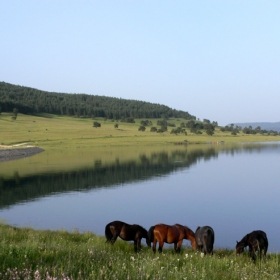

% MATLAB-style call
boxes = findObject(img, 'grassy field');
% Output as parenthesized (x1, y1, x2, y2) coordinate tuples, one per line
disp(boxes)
(1, 114, 280, 279)
(0, 112, 279, 150)
(0, 224, 279, 280)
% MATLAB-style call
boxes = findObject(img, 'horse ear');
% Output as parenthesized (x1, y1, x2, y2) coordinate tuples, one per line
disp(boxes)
(236, 241, 238, 244)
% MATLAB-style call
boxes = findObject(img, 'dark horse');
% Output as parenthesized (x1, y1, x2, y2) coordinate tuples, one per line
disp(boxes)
(195, 226, 215, 255)
(105, 220, 149, 251)
(236, 230, 268, 261)
(148, 223, 196, 253)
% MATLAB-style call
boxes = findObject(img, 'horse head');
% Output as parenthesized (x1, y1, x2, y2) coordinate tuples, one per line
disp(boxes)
(236, 241, 245, 254)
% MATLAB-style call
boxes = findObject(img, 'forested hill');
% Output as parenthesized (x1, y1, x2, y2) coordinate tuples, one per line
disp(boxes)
(0, 82, 195, 120)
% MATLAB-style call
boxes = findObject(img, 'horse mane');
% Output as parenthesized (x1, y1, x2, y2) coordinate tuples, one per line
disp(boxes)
(183, 225, 195, 235)
(133, 224, 148, 234)
(241, 234, 250, 245)
(237, 234, 249, 248)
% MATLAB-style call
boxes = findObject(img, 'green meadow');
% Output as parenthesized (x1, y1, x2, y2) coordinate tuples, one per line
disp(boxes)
(1, 113, 280, 279)
(0, 224, 279, 280)
(1, 112, 279, 150)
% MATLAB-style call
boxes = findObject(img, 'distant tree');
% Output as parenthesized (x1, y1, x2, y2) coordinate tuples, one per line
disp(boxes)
(140, 120, 153, 126)
(167, 122, 176, 127)
(186, 120, 195, 129)
(0, 106, 2, 115)
(190, 127, 197, 133)
(206, 129, 214, 136)
(12, 108, 18, 120)
(170, 127, 186, 134)
(138, 125, 146, 131)
(121, 117, 135, 123)
(93, 121, 101, 128)
(157, 128, 165, 133)
(243, 127, 251, 134)
(150, 127, 157, 132)
(212, 121, 218, 127)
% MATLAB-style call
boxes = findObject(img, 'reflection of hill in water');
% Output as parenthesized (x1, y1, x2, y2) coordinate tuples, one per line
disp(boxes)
(0, 143, 279, 209)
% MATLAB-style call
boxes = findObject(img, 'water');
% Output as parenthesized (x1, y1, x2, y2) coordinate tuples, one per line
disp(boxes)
(0, 142, 279, 252)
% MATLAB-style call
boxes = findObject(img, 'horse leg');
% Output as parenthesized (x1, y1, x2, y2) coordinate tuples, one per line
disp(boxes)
(249, 246, 256, 262)
(176, 240, 183, 253)
(107, 226, 119, 244)
(134, 240, 138, 252)
(136, 238, 141, 252)
(158, 241, 164, 253)
(152, 240, 157, 253)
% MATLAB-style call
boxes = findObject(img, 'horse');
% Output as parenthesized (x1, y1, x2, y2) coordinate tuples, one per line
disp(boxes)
(195, 226, 215, 255)
(147, 223, 196, 253)
(236, 230, 268, 261)
(105, 220, 149, 252)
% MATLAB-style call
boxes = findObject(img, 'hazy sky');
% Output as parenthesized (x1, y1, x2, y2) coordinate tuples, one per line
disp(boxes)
(1, 1, 279, 125)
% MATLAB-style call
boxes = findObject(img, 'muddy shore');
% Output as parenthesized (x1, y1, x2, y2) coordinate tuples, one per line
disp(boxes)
(0, 147, 44, 162)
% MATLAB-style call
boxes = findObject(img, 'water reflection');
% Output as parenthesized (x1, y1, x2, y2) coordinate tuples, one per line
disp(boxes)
(0, 143, 278, 210)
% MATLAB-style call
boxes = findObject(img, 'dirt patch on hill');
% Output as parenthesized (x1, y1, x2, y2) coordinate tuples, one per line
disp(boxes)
(0, 147, 44, 162)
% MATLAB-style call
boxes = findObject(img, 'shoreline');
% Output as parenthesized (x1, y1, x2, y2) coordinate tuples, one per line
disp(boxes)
(0, 147, 44, 162)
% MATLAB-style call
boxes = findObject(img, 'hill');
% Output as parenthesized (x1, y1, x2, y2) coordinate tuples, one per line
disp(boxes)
(232, 122, 280, 132)
(0, 82, 195, 120)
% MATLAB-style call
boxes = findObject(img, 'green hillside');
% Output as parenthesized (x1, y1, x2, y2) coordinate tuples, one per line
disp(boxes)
(0, 82, 195, 120)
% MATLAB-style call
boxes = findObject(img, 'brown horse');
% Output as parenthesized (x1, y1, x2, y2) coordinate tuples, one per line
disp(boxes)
(105, 220, 149, 252)
(236, 230, 268, 261)
(148, 223, 196, 253)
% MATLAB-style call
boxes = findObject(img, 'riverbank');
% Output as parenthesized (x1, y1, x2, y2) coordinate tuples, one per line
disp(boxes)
(0, 147, 44, 162)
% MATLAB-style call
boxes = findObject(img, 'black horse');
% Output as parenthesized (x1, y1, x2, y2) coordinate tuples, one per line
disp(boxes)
(195, 226, 215, 255)
(236, 230, 268, 261)
(105, 220, 149, 251)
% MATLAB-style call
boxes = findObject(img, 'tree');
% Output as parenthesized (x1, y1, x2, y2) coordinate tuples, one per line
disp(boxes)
(138, 125, 146, 131)
(12, 108, 18, 120)
(212, 121, 218, 127)
(206, 129, 214, 136)
(93, 121, 101, 128)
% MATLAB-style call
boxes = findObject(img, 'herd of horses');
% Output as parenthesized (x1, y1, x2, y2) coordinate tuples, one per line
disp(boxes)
(105, 220, 268, 261)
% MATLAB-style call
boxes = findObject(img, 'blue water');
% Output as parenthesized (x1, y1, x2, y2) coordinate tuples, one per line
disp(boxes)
(1, 142, 279, 252)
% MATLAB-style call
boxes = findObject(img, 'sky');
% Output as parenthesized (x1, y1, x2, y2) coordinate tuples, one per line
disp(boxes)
(1, 1, 280, 126)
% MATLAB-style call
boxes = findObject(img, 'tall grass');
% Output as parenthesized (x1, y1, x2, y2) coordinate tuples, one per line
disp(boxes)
(1, 224, 279, 279)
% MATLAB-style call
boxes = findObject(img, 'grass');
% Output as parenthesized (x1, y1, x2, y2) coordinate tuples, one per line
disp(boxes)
(0, 224, 279, 280)
(1, 114, 280, 279)
(0, 113, 279, 150)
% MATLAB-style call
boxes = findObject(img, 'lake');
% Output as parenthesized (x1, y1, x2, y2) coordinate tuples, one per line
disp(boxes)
(0, 142, 279, 252)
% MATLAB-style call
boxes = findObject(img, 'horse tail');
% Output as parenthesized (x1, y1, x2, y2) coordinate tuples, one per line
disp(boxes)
(105, 223, 113, 243)
(147, 226, 155, 248)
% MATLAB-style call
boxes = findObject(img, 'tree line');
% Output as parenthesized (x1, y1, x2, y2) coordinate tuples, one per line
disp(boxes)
(220, 124, 279, 136)
(0, 82, 195, 120)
